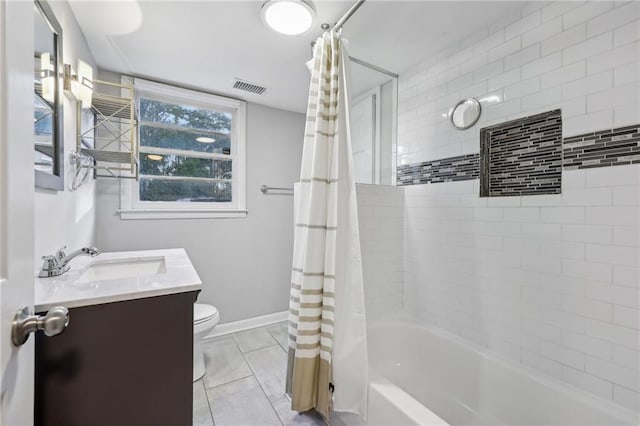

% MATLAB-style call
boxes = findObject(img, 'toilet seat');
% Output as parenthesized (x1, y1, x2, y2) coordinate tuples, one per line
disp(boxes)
(194, 303, 219, 326)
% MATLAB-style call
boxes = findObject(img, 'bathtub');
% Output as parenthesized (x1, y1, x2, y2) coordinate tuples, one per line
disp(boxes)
(342, 320, 637, 425)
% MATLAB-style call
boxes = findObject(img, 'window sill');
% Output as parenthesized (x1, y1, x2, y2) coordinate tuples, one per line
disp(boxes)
(118, 209, 248, 220)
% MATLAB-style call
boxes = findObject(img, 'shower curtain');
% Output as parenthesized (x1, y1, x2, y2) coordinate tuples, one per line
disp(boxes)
(286, 30, 368, 422)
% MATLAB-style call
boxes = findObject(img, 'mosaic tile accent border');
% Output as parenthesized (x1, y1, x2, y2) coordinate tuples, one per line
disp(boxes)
(397, 153, 479, 186)
(396, 120, 640, 188)
(563, 125, 640, 170)
(480, 110, 563, 197)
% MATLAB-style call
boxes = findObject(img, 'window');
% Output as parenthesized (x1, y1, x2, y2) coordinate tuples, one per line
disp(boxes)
(121, 78, 246, 219)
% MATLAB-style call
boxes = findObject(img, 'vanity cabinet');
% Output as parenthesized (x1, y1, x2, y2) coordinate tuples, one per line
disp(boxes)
(35, 291, 198, 426)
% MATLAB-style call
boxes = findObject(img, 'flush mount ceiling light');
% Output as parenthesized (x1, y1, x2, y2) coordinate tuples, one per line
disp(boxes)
(261, 0, 315, 35)
(195, 136, 216, 143)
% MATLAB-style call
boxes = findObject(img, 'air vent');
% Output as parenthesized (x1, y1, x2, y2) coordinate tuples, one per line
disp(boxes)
(232, 79, 267, 95)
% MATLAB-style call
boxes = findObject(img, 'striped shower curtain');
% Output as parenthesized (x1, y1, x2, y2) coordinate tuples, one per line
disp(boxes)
(286, 30, 368, 422)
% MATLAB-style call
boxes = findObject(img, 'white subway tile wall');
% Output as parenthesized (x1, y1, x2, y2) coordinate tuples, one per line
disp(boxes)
(403, 166, 639, 412)
(398, 1, 639, 165)
(356, 184, 405, 318)
(398, 1, 640, 414)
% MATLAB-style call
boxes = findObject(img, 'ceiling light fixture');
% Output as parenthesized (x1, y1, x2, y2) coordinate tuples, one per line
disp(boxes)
(195, 137, 216, 143)
(146, 154, 163, 161)
(261, 0, 315, 36)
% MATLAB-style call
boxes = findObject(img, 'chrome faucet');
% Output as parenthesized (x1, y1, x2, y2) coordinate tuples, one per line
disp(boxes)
(39, 246, 100, 278)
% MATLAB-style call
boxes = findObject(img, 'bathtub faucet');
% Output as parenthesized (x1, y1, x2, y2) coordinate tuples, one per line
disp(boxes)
(39, 246, 100, 278)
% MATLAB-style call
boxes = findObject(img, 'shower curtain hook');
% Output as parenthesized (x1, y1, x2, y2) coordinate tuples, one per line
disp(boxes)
(311, 23, 331, 51)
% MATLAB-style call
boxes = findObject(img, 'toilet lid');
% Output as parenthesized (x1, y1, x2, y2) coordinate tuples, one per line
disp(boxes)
(194, 304, 219, 325)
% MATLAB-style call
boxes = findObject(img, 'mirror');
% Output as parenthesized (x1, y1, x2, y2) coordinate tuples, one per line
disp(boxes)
(451, 98, 481, 130)
(34, 0, 64, 190)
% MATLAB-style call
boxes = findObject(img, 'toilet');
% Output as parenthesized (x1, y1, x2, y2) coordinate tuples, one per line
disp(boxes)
(193, 303, 220, 381)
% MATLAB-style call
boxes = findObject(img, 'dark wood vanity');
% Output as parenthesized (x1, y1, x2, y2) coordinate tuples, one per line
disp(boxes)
(35, 291, 198, 426)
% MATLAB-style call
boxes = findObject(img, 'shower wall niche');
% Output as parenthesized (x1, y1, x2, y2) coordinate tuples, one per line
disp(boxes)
(480, 109, 563, 197)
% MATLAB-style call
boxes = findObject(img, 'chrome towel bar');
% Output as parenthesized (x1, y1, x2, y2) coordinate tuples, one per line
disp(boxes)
(260, 185, 294, 194)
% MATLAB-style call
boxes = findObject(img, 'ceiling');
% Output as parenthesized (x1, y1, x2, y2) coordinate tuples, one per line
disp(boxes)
(69, 0, 525, 114)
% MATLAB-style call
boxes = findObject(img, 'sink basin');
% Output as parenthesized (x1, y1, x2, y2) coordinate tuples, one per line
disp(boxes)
(75, 256, 166, 283)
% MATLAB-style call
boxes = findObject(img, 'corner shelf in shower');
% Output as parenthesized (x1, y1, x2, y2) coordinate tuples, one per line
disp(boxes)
(75, 79, 139, 180)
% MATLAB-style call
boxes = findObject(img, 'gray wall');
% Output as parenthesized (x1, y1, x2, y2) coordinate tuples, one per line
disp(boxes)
(96, 101, 305, 323)
(34, 1, 97, 266)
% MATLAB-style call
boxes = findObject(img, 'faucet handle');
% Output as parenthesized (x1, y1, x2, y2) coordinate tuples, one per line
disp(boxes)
(55, 246, 68, 261)
(41, 255, 58, 271)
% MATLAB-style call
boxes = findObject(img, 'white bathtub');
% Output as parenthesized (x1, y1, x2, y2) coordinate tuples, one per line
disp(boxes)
(358, 320, 637, 426)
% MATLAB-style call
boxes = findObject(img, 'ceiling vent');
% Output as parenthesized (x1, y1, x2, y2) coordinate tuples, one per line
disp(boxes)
(232, 79, 267, 95)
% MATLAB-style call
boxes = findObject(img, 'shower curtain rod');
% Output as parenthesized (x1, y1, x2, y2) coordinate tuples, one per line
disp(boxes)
(332, 0, 366, 32)
(314, 0, 399, 79)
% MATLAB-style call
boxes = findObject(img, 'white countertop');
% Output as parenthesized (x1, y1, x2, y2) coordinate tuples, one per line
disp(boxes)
(35, 248, 202, 311)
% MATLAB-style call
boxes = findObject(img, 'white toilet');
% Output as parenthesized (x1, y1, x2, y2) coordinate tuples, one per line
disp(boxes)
(193, 303, 220, 381)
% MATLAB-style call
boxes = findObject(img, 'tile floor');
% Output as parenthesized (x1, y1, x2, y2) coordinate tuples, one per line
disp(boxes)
(193, 322, 324, 426)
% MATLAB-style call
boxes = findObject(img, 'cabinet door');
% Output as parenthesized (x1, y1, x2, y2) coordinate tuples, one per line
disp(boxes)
(36, 292, 197, 426)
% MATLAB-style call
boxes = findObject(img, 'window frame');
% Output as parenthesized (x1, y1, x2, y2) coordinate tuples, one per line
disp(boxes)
(120, 78, 247, 219)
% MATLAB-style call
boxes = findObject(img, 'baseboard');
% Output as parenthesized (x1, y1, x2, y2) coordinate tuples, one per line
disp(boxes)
(203, 310, 288, 340)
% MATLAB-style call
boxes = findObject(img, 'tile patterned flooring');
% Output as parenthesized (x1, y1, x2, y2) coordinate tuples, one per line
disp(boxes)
(193, 322, 324, 426)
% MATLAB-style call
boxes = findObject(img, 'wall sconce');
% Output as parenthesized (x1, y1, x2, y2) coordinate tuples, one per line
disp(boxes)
(64, 59, 93, 108)
(40, 52, 55, 103)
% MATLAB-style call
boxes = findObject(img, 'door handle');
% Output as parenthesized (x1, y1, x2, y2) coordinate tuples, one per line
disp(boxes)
(11, 306, 69, 347)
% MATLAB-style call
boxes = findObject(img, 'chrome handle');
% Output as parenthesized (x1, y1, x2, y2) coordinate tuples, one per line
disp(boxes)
(41, 254, 58, 269)
(55, 245, 68, 261)
(11, 306, 69, 347)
